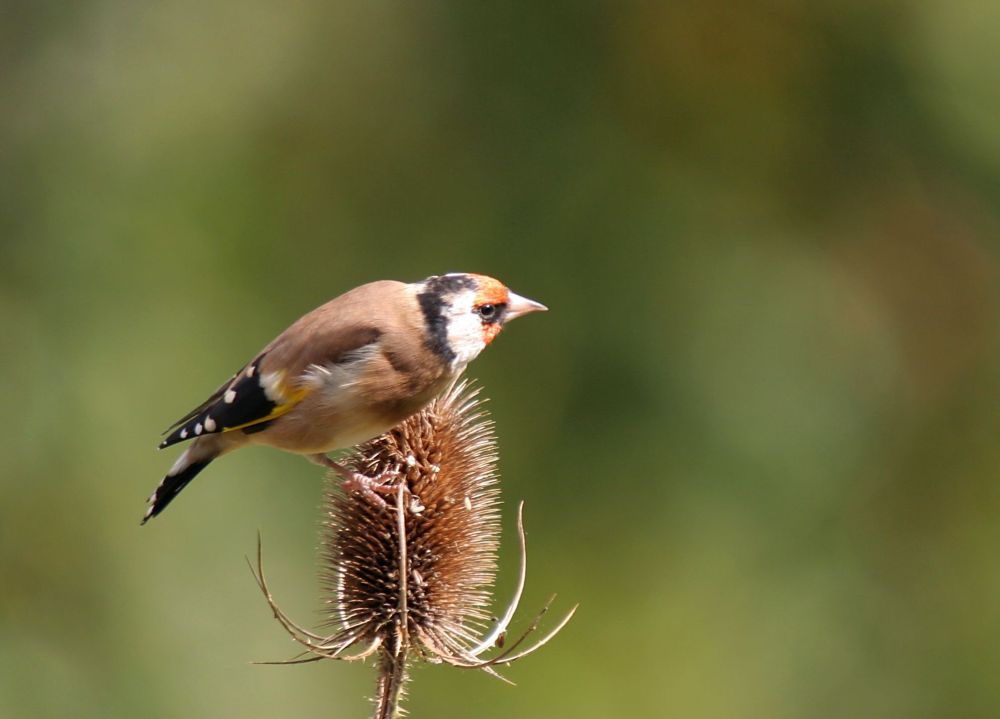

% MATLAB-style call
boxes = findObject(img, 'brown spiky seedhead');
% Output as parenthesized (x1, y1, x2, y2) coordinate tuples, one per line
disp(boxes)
(326, 381, 502, 659)
(252, 381, 576, 718)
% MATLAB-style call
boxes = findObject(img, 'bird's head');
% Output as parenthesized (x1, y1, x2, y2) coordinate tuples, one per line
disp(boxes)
(414, 273, 547, 368)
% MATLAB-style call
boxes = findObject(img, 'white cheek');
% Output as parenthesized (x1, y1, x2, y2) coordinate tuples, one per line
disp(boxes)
(445, 302, 487, 367)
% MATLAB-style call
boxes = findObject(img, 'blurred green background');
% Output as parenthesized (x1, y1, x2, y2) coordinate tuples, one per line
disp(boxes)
(3, 1, 1000, 717)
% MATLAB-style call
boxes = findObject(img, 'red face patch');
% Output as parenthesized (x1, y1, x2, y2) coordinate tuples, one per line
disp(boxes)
(470, 275, 510, 345)
(482, 323, 503, 345)
(471, 275, 510, 307)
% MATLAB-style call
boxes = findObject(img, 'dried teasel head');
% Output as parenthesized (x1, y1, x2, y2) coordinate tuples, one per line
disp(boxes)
(328, 380, 502, 659)
(251, 381, 576, 717)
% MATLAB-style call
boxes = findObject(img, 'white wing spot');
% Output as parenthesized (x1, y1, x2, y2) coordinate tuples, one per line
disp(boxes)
(224, 389, 236, 404)
(194, 422, 203, 435)
(180, 428, 188, 439)
(260, 371, 286, 402)
(204, 416, 216, 432)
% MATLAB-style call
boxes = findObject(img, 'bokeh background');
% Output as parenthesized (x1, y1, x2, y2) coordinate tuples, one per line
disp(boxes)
(3, 2, 1000, 717)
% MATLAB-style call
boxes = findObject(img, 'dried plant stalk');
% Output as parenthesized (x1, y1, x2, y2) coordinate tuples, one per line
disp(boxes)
(252, 381, 576, 718)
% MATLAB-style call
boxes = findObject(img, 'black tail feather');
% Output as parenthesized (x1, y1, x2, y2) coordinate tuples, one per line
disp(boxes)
(141, 458, 213, 525)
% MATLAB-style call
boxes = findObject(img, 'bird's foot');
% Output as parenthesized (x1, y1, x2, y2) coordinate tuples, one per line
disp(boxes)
(310, 454, 423, 510)
(341, 468, 402, 508)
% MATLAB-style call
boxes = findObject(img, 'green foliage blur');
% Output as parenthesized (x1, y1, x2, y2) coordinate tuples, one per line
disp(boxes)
(3, 2, 999, 717)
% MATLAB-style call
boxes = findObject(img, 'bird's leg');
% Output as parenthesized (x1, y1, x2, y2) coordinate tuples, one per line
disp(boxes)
(309, 454, 401, 508)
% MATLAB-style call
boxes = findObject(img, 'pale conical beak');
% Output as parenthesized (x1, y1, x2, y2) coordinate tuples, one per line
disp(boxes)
(505, 291, 548, 321)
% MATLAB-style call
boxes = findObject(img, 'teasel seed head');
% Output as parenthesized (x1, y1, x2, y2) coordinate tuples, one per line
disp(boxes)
(251, 381, 576, 718)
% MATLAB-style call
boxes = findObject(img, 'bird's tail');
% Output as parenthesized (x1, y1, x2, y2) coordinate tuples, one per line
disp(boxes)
(142, 443, 218, 524)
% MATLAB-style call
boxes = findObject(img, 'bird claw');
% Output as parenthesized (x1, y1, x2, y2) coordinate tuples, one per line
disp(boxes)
(341, 467, 401, 508)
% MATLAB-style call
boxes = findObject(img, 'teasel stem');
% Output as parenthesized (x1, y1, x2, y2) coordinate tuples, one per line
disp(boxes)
(372, 482, 410, 719)
(373, 648, 408, 719)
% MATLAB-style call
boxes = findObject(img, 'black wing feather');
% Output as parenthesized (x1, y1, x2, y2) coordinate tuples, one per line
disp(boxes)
(159, 357, 277, 448)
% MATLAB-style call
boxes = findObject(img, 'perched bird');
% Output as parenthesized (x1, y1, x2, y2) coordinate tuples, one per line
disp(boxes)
(143, 273, 546, 524)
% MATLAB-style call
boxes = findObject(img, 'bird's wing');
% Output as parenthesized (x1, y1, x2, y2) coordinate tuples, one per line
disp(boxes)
(158, 354, 301, 448)
(159, 311, 387, 449)
(162, 369, 241, 433)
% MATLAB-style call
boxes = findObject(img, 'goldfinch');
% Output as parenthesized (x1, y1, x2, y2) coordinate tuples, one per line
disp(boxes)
(142, 273, 546, 523)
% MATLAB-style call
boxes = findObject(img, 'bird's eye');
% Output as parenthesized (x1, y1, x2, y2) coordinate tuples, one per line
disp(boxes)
(478, 304, 497, 320)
